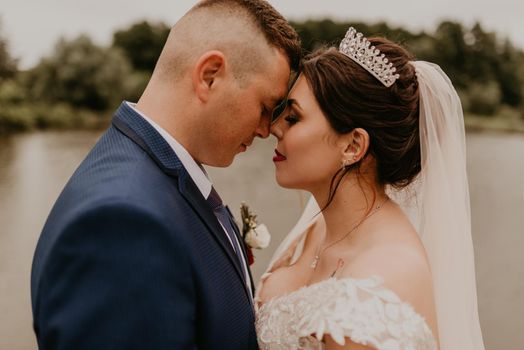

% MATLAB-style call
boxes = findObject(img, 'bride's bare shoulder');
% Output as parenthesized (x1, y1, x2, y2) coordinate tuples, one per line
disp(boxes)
(347, 206, 432, 288)
(343, 239, 432, 294)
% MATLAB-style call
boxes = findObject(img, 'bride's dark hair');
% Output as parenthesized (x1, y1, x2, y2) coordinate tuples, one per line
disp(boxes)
(301, 38, 421, 206)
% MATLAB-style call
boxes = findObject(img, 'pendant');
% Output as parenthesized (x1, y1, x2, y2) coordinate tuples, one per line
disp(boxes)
(310, 255, 319, 269)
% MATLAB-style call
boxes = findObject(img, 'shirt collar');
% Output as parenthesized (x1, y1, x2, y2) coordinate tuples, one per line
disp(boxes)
(126, 102, 212, 199)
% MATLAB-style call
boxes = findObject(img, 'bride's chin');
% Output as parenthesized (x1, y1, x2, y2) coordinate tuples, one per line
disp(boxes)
(275, 173, 304, 190)
(275, 178, 288, 188)
(274, 173, 292, 189)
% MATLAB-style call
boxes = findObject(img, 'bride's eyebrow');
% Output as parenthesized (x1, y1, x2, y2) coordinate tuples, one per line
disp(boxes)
(287, 99, 303, 112)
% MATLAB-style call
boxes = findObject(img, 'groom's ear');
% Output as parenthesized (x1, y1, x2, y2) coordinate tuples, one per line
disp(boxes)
(192, 51, 226, 103)
(340, 128, 370, 163)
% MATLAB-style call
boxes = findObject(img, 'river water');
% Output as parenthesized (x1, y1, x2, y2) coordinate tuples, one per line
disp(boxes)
(0, 130, 522, 349)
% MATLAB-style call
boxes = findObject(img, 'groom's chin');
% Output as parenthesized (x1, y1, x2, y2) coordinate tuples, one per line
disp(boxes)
(204, 155, 235, 168)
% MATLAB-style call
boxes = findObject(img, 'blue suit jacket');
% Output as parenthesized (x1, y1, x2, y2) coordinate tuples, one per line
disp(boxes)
(31, 102, 258, 349)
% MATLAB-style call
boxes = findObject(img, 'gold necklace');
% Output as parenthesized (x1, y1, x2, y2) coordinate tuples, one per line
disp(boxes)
(310, 197, 389, 269)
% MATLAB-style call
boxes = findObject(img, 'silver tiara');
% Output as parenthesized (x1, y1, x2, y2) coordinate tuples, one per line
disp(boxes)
(339, 27, 400, 87)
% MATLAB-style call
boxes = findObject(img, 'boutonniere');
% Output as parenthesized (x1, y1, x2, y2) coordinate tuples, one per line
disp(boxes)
(240, 202, 271, 266)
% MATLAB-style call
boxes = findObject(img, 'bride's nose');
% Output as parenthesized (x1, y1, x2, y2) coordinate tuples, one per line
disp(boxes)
(270, 118, 284, 139)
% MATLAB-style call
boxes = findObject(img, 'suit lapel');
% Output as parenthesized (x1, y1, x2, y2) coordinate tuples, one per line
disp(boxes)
(111, 102, 251, 299)
(178, 179, 247, 285)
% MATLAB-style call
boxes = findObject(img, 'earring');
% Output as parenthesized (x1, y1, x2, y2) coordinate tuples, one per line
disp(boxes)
(341, 159, 350, 169)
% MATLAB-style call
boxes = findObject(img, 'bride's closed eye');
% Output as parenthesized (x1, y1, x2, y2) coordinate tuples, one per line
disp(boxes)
(284, 114, 299, 125)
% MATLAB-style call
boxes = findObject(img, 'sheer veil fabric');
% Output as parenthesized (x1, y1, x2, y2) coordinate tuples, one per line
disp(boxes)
(258, 62, 485, 349)
(390, 61, 485, 349)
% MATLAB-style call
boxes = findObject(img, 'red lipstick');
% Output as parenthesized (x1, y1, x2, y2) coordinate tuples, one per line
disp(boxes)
(273, 149, 287, 162)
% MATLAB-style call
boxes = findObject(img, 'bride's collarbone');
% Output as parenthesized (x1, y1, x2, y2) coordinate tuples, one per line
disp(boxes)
(261, 226, 416, 302)
(260, 264, 311, 302)
(305, 248, 360, 284)
(264, 251, 353, 301)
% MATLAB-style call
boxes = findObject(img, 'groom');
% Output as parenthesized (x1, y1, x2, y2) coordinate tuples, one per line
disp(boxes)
(30, 1, 301, 349)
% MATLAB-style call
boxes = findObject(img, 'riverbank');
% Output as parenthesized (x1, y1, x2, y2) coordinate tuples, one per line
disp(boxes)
(465, 113, 524, 134)
(2, 112, 524, 137)
(0, 104, 111, 136)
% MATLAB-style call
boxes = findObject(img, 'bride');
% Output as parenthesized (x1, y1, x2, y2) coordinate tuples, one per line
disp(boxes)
(255, 27, 485, 350)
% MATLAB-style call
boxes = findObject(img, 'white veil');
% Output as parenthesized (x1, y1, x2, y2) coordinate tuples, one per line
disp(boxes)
(389, 61, 485, 349)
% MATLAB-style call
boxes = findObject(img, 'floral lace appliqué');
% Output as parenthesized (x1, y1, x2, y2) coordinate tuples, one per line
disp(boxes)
(256, 276, 437, 350)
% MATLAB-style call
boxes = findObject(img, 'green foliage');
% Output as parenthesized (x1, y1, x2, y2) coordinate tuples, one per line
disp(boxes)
(0, 104, 34, 133)
(290, 19, 524, 122)
(465, 107, 524, 133)
(121, 70, 151, 103)
(0, 77, 29, 133)
(431, 21, 471, 88)
(2, 18, 524, 134)
(112, 21, 170, 72)
(466, 81, 502, 115)
(0, 97, 107, 135)
(290, 19, 347, 52)
(495, 40, 523, 106)
(26, 35, 132, 111)
(0, 78, 24, 104)
(290, 20, 434, 56)
(0, 19, 17, 82)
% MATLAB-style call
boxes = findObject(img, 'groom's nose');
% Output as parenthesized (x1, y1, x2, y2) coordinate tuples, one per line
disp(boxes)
(255, 115, 271, 138)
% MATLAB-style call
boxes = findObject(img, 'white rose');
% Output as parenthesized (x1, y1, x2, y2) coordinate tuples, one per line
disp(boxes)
(244, 224, 271, 249)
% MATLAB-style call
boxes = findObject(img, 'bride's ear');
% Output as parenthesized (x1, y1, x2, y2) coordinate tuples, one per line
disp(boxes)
(340, 128, 370, 165)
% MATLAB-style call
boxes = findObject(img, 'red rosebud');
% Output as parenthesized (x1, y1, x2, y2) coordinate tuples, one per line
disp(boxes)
(246, 246, 255, 266)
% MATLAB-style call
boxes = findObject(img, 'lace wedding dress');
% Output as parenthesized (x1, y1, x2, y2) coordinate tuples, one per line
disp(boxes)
(255, 198, 438, 350)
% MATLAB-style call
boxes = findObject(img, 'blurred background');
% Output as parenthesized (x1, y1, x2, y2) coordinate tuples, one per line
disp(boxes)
(1, 0, 523, 349)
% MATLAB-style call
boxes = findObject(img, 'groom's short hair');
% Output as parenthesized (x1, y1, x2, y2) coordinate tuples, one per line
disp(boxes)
(193, 0, 301, 71)
(156, 0, 301, 83)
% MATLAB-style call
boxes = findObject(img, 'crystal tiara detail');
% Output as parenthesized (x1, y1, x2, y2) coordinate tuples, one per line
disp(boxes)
(339, 27, 400, 87)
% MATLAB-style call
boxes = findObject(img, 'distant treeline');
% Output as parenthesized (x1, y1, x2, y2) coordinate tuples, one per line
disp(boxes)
(1, 19, 523, 134)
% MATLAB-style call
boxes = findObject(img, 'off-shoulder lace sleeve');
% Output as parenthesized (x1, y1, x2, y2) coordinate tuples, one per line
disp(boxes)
(256, 277, 437, 350)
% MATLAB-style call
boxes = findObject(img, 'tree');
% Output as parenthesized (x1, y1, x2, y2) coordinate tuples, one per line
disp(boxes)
(26, 35, 132, 111)
(291, 19, 348, 53)
(0, 19, 17, 81)
(112, 21, 170, 72)
(432, 21, 472, 88)
(493, 40, 522, 106)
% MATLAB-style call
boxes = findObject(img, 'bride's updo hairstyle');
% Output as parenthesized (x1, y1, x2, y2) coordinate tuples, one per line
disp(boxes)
(302, 38, 420, 191)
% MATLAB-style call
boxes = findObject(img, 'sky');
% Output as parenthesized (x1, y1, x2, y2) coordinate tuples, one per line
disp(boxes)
(1, 0, 523, 69)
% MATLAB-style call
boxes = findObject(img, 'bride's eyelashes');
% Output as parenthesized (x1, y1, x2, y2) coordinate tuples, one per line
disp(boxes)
(284, 114, 299, 125)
